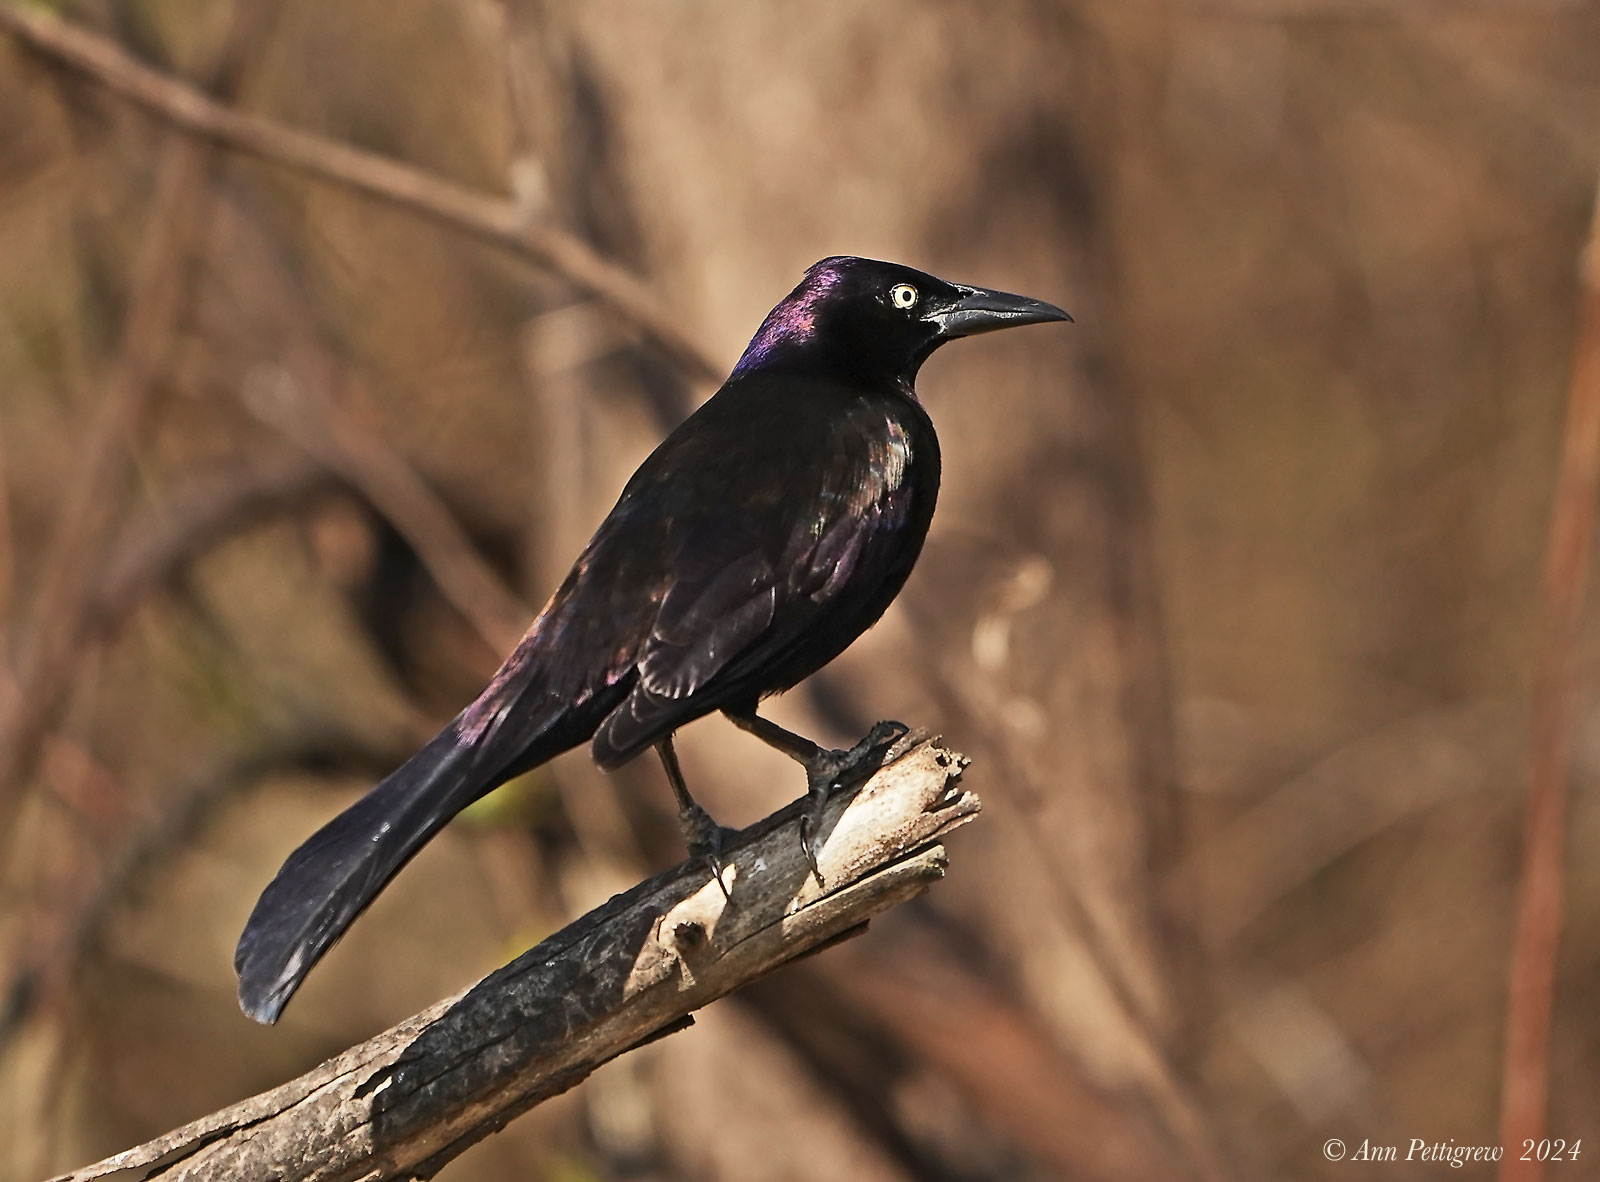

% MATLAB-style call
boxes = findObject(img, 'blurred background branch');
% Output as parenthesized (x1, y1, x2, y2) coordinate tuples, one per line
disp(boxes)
(1497, 174, 1600, 1182)
(0, 0, 273, 901)
(239, 358, 531, 656)
(0, 2, 722, 385)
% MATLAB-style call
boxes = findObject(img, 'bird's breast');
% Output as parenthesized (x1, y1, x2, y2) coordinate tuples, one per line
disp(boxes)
(846, 417, 914, 516)
(875, 418, 912, 491)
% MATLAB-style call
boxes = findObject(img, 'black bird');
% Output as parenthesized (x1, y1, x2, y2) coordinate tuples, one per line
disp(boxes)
(234, 256, 1070, 1023)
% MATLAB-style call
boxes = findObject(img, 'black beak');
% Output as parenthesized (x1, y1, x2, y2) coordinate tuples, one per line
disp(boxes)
(926, 284, 1073, 339)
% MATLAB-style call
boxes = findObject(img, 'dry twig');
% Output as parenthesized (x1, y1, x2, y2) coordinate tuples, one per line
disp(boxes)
(88, 455, 341, 639)
(0, 431, 12, 656)
(0, 2, 723, 384)
(240, 363, 532, 657)
(1496, 180, 1600, 1181)
(0, 0, 273, 846)
(50, 736, 977, 1182)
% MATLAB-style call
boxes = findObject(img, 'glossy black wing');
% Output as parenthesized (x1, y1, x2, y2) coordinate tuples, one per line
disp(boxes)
(590, 391, 923, 766)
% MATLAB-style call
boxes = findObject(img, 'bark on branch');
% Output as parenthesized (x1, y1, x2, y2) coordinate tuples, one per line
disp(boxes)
(51, 735, 976, 1182)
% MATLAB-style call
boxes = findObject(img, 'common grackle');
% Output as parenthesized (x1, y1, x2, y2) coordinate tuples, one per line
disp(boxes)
(234, 256, 1070, 1023)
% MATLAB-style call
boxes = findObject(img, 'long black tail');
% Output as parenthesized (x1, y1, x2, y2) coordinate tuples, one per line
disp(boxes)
(234, 710, 577, 1024)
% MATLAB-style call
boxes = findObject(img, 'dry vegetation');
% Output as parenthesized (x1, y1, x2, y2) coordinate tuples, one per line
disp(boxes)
(0, 2, 1598, 1180)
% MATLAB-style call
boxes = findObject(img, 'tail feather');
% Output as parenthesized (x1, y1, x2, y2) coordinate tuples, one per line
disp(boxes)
(235, 719, 551, 1024)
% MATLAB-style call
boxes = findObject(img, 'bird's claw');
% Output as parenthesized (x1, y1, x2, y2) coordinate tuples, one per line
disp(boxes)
(796, 720, 911, 888)
(679, 803, 732, 901)
(799, 790, 828, 887)
(808, 719, 911, 790)
(703, 851, 731, 902)
(853, 719, 911, 764)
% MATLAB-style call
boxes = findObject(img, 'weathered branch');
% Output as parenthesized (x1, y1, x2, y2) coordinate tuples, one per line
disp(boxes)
(0, 3, 723, 384)
(51, 736, 977, 1182)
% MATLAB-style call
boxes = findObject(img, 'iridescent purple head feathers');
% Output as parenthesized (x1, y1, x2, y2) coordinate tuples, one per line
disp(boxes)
(731, 258, 850, 376)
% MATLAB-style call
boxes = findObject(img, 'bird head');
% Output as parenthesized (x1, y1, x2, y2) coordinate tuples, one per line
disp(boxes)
(731, 256, 1072, 386)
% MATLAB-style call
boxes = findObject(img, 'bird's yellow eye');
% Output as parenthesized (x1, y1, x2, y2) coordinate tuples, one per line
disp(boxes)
(889, 283, 919, 310)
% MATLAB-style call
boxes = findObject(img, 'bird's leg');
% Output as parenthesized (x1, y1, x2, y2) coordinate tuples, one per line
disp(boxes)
(723, 710, 910, 885)
(654, 736, 731, 900)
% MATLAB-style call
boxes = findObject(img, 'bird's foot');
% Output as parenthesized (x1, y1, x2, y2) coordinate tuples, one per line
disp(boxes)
(678, 802, 733, 901)
(797, 720, 912, 886)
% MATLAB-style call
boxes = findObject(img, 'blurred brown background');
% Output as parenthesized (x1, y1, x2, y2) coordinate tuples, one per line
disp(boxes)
(1, 1, 1598, 1179)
